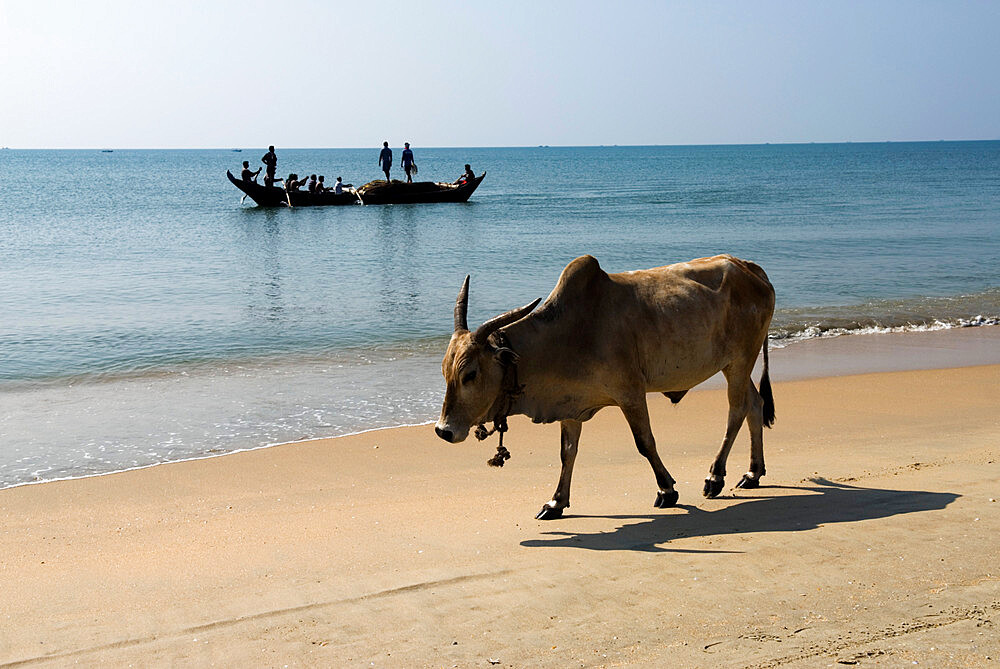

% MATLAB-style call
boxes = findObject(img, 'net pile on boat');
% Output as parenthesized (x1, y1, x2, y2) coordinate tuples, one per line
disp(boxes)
(357, 179, 456, 196)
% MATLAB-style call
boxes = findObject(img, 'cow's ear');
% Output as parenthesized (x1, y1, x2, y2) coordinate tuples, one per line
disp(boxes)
(494, 347, 519, 366)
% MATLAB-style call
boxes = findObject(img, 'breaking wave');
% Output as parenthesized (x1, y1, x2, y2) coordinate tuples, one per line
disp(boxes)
(769, 288, 1000, 347)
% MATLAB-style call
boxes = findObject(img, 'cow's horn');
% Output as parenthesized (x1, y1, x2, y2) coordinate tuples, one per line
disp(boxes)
(454, 275, 470, 332)
(474, 298, 542, 344)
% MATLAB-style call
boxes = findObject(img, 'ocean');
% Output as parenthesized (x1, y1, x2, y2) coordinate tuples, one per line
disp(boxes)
(1, 142, 998, 488)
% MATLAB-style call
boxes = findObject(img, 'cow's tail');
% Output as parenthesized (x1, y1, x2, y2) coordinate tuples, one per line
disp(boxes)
(760, 337, 775, 428)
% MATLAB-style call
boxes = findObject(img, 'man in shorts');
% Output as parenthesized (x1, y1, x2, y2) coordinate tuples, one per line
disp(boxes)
(261, 145, 278, 187)
(378, 141, 392, 181)
(401, 142, 415, 183)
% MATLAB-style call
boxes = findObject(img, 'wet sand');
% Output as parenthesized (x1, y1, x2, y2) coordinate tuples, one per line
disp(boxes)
(1, 328, 998, 667)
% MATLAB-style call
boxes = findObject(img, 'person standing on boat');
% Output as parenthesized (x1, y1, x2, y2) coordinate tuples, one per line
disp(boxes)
(261, 146, 278, 187)
(401, 142, 415, 183)
(378, 141, 392, 181)
(241, 160, 261, 183)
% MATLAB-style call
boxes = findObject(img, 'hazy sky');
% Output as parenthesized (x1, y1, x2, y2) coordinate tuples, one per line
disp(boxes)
(2, 1, 998, 148)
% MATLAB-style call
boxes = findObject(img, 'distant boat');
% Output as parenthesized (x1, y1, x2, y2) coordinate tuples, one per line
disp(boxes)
(231, 149, 242, 152)
(100, 149, 113, 153)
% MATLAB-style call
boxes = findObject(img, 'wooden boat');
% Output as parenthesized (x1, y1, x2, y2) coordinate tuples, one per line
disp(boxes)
(355, 173, 485, 205)
(226, 171, 359, 207)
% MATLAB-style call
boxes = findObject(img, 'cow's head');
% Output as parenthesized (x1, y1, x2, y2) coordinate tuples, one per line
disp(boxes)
(435, 276, 540, 443)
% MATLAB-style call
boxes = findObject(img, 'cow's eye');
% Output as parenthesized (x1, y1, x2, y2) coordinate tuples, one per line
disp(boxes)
(462, 370, 477, 384)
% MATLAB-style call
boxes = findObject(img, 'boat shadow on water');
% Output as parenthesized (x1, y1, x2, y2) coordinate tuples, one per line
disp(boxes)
(520, 477, 958, 553)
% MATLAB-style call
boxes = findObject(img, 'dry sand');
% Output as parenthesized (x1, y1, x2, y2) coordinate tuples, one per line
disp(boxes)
(1, 329, 998, 668)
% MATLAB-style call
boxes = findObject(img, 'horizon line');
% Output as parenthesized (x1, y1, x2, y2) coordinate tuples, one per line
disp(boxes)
(3, 138, 1000, 151)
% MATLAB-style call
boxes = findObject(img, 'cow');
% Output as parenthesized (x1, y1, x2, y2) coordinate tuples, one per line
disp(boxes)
(435, 254, 776, 520)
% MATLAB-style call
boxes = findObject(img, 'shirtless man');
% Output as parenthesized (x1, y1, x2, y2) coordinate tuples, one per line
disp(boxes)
(455, 164, 475, 185)
(261, 146, 278, 187)
(241, 161, 261, 183)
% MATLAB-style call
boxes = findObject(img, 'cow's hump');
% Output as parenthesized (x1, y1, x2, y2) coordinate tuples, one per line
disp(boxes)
(535, 255, 609, 316)
(569, 254, 604, 277)
(556, 255, 606, 292)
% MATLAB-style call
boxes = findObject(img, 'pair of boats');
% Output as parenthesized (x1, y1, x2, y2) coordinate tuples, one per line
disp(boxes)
(226, 171, 485, 207)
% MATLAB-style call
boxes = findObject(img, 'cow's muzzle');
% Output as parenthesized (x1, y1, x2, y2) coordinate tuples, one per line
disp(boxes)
(434, 421, 469, 443)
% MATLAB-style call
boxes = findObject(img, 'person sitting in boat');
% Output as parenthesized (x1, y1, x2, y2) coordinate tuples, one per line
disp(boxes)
(307, 174, 318, 193)
(285, 173, 306, 192)
(455, 164, 475, 185)
(334, 176, 353, 194)
(316, 175, 327, 192)
(240, 161, 261, 183)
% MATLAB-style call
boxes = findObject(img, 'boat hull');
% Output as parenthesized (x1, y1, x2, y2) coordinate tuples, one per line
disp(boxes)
(355, 174, 485, 205)
(226, 171, 359, 207)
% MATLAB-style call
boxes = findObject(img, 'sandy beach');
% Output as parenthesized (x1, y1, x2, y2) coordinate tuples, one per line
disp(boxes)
(2, 328, 998, 668)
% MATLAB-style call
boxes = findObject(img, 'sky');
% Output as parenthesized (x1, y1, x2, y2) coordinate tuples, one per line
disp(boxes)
(1, 0, 999, 149)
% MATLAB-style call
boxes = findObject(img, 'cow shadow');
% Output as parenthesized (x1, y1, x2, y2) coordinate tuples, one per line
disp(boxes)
(520, 478, 958, 553)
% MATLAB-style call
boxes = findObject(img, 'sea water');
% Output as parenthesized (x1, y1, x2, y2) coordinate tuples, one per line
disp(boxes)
(1, 142, 998, 487)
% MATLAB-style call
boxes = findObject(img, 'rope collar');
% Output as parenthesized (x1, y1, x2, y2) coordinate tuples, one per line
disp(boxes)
(475, 330, 524, 467)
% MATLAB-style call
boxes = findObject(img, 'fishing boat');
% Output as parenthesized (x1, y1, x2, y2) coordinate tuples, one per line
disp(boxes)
(355, 173, 485, 205)
(226, 171, 360, 207)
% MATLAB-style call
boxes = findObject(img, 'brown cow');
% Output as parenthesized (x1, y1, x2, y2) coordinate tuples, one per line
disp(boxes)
(435, 254, 775, 519)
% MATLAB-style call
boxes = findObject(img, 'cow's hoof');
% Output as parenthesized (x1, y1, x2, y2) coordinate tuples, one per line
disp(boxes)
(735, 474, 761, 489)
(654, 490, 679, 508)
(535, 505, 564, 520)
(703, 477, 725, 498)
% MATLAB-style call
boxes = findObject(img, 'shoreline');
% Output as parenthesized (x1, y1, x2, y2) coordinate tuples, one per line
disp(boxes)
(1, 328, 999, 665)
(2, 325, 999, 492)
(0, 420, 438, 493)
(767, 323, 1000, 378)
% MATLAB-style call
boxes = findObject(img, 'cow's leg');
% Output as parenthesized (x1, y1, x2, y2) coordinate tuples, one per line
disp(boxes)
(536, 419, 582, 520)
(704, 367, 751, 498)
(621, 399, 678, 508)
(735, 383, 766, 489)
